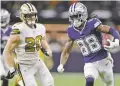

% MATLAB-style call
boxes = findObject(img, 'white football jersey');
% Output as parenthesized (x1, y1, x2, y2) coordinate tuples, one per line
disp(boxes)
(11, 22, 46, 65)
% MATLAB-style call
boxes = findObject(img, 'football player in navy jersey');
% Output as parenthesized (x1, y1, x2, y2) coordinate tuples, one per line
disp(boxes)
(57, 2, 120, 86)
(0, 8, 11, 86)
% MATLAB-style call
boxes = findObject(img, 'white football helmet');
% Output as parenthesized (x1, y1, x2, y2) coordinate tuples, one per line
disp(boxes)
(1, 9, 10, 28)
(20, 3, 38, 25)
(69, 2, 88, 28)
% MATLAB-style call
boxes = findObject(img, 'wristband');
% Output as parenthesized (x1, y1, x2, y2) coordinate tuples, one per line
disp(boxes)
(109, 27, 120, 40)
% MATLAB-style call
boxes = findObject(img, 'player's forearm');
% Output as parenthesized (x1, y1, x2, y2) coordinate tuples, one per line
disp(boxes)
(41, 39, 53, 57)
(3, 49, 15, 68)
(98, 25, 120, 40)
(60, 40, 74, 66)
(60, 52, 69, 66)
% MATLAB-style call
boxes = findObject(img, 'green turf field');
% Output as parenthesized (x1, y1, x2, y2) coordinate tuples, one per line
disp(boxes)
(1, 73, 120, 86)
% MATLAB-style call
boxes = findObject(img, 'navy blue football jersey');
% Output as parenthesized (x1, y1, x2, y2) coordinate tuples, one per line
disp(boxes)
(1, 26, 12, 54)
(67, 18, 108, 63)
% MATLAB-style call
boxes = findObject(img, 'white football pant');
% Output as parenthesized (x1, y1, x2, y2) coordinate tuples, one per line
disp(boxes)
(84, 53, 114, 86)
(19, 59, 54, 86)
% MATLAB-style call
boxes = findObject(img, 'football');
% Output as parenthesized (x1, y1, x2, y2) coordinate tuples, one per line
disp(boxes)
(102, 33, 113, 46)
(103, 39, 110, 46)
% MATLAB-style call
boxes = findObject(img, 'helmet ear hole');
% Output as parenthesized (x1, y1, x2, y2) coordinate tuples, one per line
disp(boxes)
(78, 14, 82, 18)
(24, 14, 27, 18)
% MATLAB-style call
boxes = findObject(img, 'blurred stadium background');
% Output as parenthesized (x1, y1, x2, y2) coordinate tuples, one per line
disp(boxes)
(1, 1, 120, 86)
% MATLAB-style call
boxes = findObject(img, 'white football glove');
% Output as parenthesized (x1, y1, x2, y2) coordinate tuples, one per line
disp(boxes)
(57, 64, 64, 73)
(104, 39, 120, 52)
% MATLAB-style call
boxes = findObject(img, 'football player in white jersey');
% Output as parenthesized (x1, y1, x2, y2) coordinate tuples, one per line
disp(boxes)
(3, 3, 54, 86)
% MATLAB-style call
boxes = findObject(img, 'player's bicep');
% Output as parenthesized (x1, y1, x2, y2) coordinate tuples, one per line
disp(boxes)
(4, 34, 20, 52)
(93, 18, 110, 33)
(96, 25, 110, 33)
(5, 24, 21, 51)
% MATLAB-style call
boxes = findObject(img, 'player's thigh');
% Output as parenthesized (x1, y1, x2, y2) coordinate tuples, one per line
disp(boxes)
(36, 60, 54, 86)
(84, 63, 99, 79)
(19, 65, 37, 86)
(100, 62, 114, 85)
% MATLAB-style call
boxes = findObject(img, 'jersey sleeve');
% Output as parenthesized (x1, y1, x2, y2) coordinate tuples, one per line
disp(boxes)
(11, 23, 21, 35)
(93, 18, 102, 28)
(66, 25, 75, 40)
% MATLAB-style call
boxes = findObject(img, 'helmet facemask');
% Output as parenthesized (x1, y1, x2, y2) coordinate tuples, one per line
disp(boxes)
(24, 13, 37, 25)
(69, 13, 83, 28)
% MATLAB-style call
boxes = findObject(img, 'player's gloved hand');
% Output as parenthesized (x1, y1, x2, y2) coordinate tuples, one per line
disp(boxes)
(104, 39, 119, 52)
(5, 67, 16, 79)
(57, 64, 64, 73)
(1, 75, 6, 80)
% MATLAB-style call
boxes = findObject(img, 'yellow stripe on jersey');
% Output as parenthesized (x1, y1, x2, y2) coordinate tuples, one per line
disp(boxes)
(11, 29, 20, 35)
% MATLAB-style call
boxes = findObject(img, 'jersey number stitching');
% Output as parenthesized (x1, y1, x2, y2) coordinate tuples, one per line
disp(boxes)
(25, 35, 42, 52)
(76, 34, 101, 56)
